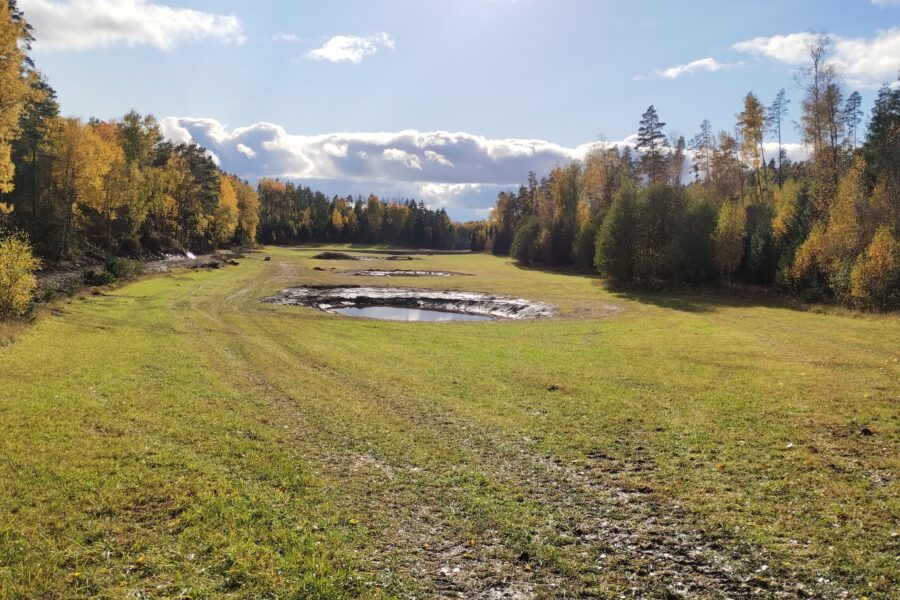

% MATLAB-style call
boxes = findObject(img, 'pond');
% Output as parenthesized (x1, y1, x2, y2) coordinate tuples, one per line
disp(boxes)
(263, 285, 556, 321)
(332, 306, 491, 322)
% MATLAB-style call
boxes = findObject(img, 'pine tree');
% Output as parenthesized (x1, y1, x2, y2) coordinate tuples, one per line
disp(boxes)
(843, 91, 863, 150)
(689, 119, 714, 182)
(766, 89, 790, 188)
(670, 135, 686, 187)
(636, 105, 668, 184)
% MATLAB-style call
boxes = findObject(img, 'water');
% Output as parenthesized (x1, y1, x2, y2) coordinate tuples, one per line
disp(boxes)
(332, 306, 491, 322)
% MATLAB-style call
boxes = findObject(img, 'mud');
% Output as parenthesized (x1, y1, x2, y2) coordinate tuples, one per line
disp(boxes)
(346, 269, 467, 277)
(313, 252, 421, 261)
(263, 285, 555, 320)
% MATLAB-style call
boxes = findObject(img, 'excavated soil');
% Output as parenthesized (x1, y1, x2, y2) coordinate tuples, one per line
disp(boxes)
(346, 269, 468, 277)
(263, 285, 555, 320)
(313, 252, 419, 261)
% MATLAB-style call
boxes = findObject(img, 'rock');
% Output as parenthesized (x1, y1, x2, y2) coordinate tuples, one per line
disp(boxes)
(264, 256, 271, 261)
(860, 427, 874, 436)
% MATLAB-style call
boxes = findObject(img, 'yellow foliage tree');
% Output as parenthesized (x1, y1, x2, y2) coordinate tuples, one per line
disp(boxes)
(51, 118, 115, 255)
(0, 234, 40, 317)
(850, 227, 900, 309)
(209, 173, 238, 244)
(771, 179, 802, 244)
(714, 201, 746, 284)
(231, 176, 259, 244)
(791, 223, 826, 285)
(0, 2, 35, 193)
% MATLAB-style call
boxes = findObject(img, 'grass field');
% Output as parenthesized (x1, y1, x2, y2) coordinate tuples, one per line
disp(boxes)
(0, 246, 897, 599)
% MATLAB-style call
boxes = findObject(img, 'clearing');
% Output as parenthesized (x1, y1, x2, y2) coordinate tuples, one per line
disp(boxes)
(0, 247, 897, 599)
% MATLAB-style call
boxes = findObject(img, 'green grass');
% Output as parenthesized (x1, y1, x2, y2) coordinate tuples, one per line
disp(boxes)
(1, 246, 897, 598)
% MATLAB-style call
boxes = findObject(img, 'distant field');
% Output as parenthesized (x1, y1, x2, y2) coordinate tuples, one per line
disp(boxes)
(0, 247, 897, 599)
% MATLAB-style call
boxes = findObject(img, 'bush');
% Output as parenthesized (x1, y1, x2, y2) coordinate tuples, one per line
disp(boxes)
(104, 257, 143, 280)
(0, 234, 40, 317)
(83, 257, 143, 286)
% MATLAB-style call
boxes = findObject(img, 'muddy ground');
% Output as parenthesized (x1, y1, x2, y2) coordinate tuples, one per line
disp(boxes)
(263, 285, 556, 320)
(313, 251, 419, 261)
(345, 269, 468, 277)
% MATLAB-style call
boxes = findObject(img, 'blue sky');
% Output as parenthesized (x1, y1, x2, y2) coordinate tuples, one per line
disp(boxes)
(21, 0, 900, 219)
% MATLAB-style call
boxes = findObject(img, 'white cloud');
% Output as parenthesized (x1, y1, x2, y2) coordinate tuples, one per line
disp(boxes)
(733, 29, 900, 88)
(158, 118, 639, 218)
(157, 118, 637, 187)
(424, 150, 454, 167)
(382, 148, 423, 170)
(236, 143, 256, 159)
(657, 57, 734, 79)
(763, 142, 809, 163)
(307, 32, 394, 64)
(20, 0, 244, 51)
(273, 32, 301, 42)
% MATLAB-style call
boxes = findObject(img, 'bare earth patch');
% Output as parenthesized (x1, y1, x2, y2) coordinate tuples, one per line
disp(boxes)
(345, 269, 468, 277)
(313, 251, 420, 261)
(263, 285, 556, 320)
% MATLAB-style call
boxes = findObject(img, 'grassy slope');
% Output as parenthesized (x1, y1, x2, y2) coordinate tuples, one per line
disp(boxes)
(0, 247, 897, 598)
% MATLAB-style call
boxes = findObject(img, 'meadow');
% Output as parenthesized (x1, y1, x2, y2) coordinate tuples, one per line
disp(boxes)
(0, 247, 897, 598)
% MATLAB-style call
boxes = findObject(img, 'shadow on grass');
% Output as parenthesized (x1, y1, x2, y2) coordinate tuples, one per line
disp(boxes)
(512, 261, 797, 314)
(609, 282, 805, 313)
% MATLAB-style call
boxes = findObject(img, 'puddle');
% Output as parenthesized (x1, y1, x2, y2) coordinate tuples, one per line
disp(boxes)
(332, 306, 491, 321)
(346, 270, 465, 277)
(263, 285, 555, 321)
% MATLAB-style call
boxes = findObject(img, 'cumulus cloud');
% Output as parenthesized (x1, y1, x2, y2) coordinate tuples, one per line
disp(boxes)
(656, 57, 735, 79)
(158, 118, 628, 218)
(236, 143, 255, 159)
(20, 0, 244, 51)
(424, 150, 454, 167)
(307, 32, 394, 64)
(158, 117, 811, 219)
(733, 29, 900, 88)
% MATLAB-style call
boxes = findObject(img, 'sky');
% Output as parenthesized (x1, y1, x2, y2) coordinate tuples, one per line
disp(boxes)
(19, 0, 900, 220)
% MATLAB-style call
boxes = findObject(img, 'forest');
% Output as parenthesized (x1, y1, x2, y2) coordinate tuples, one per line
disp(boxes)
(476, 36, 899, 310)
(0, 2, 468, 316)
(0, 0, 897, 316)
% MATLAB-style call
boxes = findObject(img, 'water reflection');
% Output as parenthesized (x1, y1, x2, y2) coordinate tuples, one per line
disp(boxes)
(332, 306, 490, 322)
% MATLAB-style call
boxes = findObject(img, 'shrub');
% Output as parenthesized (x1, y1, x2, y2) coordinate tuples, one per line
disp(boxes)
(104, 257, 142, 280)
(83, 257, 143, 286)
(0, 234, 40, 317)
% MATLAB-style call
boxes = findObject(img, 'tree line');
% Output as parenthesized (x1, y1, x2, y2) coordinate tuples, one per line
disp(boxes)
(476, 35, 899, 310)
(0, 3, 260, 267)
(256, 179, 472, 250)
(0, 1, 473, 316)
